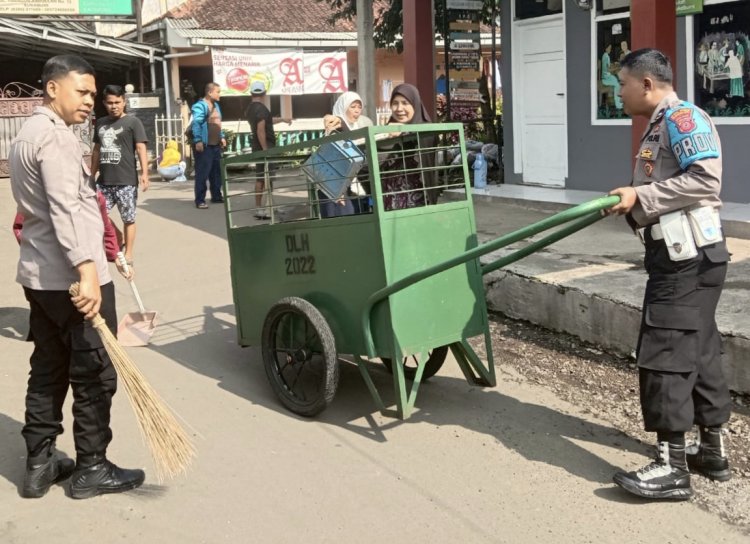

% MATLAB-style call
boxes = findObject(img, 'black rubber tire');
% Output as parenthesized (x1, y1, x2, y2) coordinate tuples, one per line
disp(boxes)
(381, 345, 449, 381)
(261, 297, 339, 417)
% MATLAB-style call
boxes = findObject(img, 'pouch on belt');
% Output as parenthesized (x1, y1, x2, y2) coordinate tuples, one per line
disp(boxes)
(659, 210, 698, 261)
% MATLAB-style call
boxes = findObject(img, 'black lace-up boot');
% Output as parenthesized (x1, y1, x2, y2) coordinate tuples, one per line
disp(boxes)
(613, 432, 692, 500)
(22, 440, 75, 498)
(686, 426, 731, 482)
(70, 454, 145, 500)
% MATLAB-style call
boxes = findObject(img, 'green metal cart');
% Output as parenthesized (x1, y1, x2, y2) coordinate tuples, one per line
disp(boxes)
(222, 123, 618, 419)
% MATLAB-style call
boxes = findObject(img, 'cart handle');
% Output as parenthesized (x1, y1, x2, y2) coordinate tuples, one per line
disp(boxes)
(360, 195, 622, 357)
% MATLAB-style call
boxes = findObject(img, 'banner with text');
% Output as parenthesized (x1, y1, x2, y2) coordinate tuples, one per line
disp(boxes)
(303, 51, 349, 94)
(211, 48, 347, 96)
(0, 0, 133, 15)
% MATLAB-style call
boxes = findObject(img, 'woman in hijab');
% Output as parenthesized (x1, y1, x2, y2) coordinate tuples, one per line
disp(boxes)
(323, 91, 374, 135)
(319, 92, 374, 217)
(380, 83, 437, 210)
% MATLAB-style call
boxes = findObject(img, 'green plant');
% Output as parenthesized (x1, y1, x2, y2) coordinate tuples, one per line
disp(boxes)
(436, 94, 485, 142)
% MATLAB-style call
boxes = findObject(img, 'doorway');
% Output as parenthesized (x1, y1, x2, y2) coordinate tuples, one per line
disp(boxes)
(513, 16, 568, 187)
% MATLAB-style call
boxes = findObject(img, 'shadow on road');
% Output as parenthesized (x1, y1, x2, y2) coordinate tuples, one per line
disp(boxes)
(0, 412, 74, 497)
(147, 303, 650, 493)
(0, 412, 25, 494)
(0, 307, 29, 341)
(138, 182, 229, 241)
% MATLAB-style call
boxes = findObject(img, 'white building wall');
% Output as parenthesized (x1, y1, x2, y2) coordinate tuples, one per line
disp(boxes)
(95, 0, 184, 37)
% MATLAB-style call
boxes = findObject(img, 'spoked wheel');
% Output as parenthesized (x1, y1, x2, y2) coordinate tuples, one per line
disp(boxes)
(261, 297, 339, 417)
(381, 345, 449, 381)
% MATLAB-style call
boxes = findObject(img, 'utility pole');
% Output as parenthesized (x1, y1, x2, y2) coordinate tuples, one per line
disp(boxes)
(630, 0, 676, 163)
(356, 0, 376, 121)
(403, 0, 436, 118)
(134, 0, 145, 92)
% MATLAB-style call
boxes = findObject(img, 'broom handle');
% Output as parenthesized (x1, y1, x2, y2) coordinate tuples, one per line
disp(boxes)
(117, 252, 147, 314)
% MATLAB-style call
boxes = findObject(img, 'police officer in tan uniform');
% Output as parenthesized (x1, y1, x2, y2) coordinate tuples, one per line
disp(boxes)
(607, 49, 732, 500)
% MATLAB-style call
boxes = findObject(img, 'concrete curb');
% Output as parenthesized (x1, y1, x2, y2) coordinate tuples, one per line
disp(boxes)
(482, 267, 750, 395)
(445, 188, 750, 394)
(446, 188, 750, 240)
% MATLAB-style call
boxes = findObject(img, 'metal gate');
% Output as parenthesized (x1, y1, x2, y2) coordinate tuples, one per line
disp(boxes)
(154, 114, 185, 163)
(1, 82, 93, 178)
(0, 83, 43, 177)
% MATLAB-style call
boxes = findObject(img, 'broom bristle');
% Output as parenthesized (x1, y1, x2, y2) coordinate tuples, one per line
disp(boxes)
(93, 314, 195, 482)
(70, 283, 194, 482)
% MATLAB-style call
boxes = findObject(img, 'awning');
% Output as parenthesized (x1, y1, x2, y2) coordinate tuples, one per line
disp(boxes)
(0, 17, 163, 68)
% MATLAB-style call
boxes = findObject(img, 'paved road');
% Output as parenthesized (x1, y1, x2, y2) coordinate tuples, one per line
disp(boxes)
(0, 181, 745, 543)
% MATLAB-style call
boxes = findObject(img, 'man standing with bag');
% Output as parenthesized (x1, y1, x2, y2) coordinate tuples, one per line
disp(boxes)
(9, 54, 144, 499)
(191, 82, 226, 209)
(607, 49, 732, 500)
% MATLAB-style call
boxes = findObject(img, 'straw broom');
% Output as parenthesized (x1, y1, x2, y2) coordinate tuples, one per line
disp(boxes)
(70, 283, 195, 482)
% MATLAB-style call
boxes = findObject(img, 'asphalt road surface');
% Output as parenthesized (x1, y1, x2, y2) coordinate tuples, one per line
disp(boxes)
(0, 181, 745, 543)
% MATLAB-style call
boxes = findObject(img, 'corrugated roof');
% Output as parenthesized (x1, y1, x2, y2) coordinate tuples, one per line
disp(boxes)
(0, 16, 163, 67)
(166, 17, 199, 29)
(167, 20, 354, 40)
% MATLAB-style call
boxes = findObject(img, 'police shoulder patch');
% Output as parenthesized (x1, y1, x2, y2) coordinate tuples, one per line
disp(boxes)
(666, 101, 719, 170)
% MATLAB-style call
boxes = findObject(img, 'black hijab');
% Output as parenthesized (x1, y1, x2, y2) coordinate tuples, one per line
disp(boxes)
(384, 83, 439, 204)
(388, 83, 432, 124)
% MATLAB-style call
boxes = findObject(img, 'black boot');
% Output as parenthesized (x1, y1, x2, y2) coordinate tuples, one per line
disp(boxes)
(22, 440, 75, 499)
(70, 455, 145, 500)
(613, 433, 692, 500)
(686, 426, 732, 482)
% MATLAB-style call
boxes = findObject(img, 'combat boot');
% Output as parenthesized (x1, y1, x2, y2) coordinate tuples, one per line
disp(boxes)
(613, 435, 692, 500)
(686, 426, 732, 482)
(22, 440, 75, 498)
(70, 455, 145, 500)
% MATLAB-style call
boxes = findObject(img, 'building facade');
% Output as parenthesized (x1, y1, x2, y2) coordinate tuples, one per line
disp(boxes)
(501, 0, 750, 203)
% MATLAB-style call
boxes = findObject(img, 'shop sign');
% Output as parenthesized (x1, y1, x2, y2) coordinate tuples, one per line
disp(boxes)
(211, 48, 348, 96)
(677, 0, 703, 17)
(447, 0, 483, 10)
(0, 0, 133, 16)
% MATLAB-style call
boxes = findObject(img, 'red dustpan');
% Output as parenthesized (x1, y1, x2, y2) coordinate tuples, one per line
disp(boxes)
(116, 254, 157, 346)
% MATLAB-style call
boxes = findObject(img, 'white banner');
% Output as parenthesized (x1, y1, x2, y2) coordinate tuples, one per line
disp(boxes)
(211, 48, 347, 96)
(303, 51, 348, 94)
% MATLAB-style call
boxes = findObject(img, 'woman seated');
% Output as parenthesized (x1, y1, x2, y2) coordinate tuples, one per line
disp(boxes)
(157, 140, 187, 182)
(319, 92, 374, 217)
(380, 83, 437, 211)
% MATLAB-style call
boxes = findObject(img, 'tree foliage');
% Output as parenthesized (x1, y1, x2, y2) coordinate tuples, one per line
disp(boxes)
(319, 0, 499, 52)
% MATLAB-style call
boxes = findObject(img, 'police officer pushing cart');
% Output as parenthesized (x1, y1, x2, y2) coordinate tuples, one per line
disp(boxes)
(607, 49, 732, 500)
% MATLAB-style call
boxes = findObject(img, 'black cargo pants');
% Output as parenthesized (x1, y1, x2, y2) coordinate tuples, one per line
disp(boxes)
(22, 283, 118, 459)
(636, 230, 731, 432)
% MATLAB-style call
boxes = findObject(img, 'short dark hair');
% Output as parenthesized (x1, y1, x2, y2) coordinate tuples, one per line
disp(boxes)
(41, 55, 95, 88)
(102, 84, 125, 97)
(205, 82, 220, 95)
(620, 48, 673, 84)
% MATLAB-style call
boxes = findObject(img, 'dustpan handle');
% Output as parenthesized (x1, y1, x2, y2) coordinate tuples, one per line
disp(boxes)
(117, 252, 146, 313)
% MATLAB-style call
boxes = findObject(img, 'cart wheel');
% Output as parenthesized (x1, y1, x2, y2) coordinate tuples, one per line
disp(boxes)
(381, 345, 449, 381)
(262, 297, 339, 417)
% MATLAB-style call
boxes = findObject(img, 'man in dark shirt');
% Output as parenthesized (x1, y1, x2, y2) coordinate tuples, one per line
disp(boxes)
(245, 81, 276, 219)
(91, 85, 149, 267)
